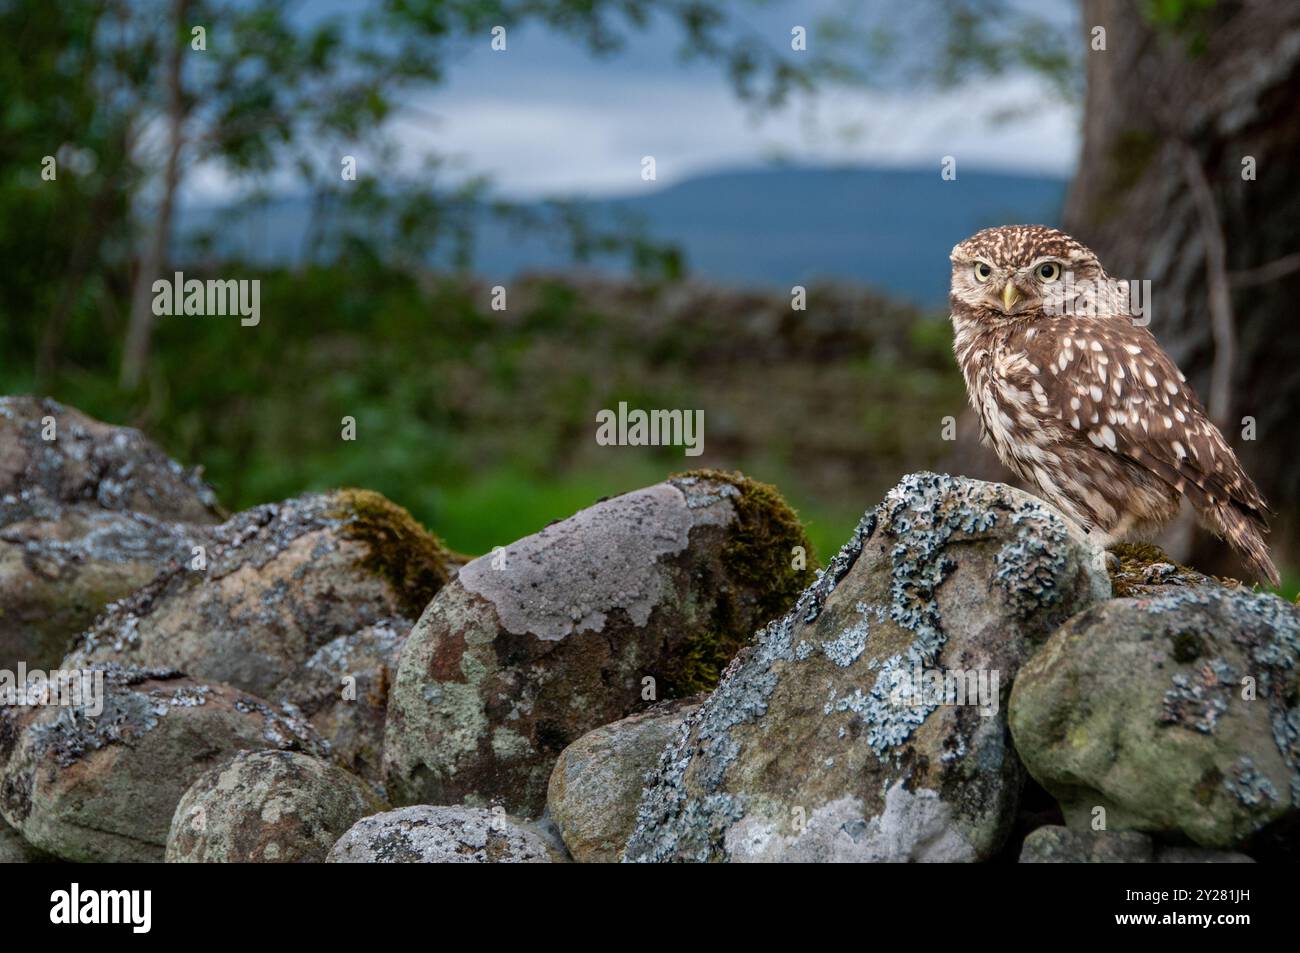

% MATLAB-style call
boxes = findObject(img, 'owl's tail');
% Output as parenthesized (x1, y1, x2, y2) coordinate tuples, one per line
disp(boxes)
(1200, 501, 1280, 588)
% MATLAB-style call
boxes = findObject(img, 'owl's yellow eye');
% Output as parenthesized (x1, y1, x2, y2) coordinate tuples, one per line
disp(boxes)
(974, 262, 992, 282)
(1037, 262, 1061, 282)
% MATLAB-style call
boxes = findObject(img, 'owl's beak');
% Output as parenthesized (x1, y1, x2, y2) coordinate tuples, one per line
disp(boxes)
(1000, 281, 1021, 312)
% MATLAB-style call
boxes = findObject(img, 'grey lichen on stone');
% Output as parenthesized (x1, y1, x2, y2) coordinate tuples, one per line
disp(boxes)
(994, 509, 1070, 619)
(0, 478, 218, 672)
(457, 483, 710, 641)
(1162, 657, 1236, 735)
(0, 664, 328, 861)
(21, 664, 188, 769)
(383, 470, 814, 815)
(671, 474, 741, 512)
(0, 396, 220, 527)
(622, 503, 875, 863)
(819, 603, 877, 668)
(327, 805, 566, 863)
(1224, 756, 1280, 807)
(624, 472, 1108, 863)
(65, 491, 448, 699)
(166, 749, 384, 863)
(1145, 588, 1300, 809)
(832, 474, 1092, 762)
(285, 618, 408, 784)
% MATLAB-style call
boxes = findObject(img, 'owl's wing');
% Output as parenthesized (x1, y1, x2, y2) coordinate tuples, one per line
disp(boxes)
(1008, 317, 1270, 525)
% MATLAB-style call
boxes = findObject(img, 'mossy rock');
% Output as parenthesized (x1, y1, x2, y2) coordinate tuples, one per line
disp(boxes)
(664, 469, 813, 695)
(331, 488, 455, 620)
(1107, 542, 1242, 598)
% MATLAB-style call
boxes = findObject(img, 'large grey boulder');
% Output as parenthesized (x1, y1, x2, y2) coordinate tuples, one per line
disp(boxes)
(65, 490, 451, 699)
(383, 470, 812, 814)
(624, 472, 1110, 863)
(0, 664, 326, 862)
(327, 805, 567, 863)
(1, 507, 207, 671)
(0, 395, 219, 527)
(166, 750, 385, 863)
(0, 396, 220, 671)
(548, 697, 702, 863)
(1, 504, 208, 670)
(1009, 587, 1299, 855)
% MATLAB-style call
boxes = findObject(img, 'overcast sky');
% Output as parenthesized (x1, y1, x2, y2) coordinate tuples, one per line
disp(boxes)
(185, 0, 1082, 203)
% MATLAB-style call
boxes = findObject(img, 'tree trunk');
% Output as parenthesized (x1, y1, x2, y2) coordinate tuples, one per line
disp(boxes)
(120, 0, 190, 389)
(1064, 0, 1300, 579)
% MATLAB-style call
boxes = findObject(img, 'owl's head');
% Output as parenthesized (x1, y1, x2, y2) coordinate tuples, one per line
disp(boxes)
(949, 224, 1105, 320)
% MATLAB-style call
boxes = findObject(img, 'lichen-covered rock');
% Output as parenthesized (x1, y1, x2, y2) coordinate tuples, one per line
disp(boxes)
(0, 506, 208, 671)
(0, 814, 53, 863)
(548, 696, 702, 863)
(281, 619, 408, 785)
(166, 750, 384, 863)
(0, 665, 326, 862)
(624, 472, 1110, 863)
(64, 490, 451, 698)
(0, 397, 220, 672)
(326, 805, 567, 863)
(383, 470, 812, 814)
(0, 396, 219, 527)
(1009, 588, 1300, 855)
(1018, 826, 1255, 863)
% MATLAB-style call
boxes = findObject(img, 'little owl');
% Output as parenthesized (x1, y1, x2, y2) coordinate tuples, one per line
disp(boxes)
(949, 224, 1278, 586)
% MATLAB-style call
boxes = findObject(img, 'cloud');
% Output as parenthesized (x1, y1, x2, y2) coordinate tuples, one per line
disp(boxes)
(179, 2, 1081, 205)
(391, 72, 1078, 199)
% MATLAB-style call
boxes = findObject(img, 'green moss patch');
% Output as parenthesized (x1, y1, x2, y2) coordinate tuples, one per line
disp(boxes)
(1107, 542, 1237, 598)
(665, 469, 814, 695)
(331, 489, 453, 619)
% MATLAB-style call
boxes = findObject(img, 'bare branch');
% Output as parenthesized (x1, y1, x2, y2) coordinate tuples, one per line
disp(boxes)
(1176, 142, 1235, 432)
(1229, 250, 1300, 288)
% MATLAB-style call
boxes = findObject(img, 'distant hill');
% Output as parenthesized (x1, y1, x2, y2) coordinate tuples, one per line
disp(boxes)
(178, 165, 1068, 307)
